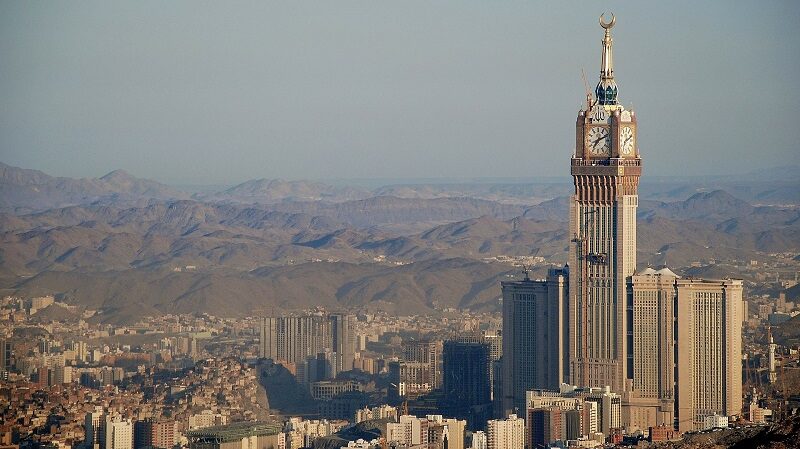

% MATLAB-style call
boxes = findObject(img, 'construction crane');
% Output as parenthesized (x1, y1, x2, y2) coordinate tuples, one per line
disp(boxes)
(571, 209, 607, 387)
(389, 383, 409, 417)
(581, 68, 593, 110)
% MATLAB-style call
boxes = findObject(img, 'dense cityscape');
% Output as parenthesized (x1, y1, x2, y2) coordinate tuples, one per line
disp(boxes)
(2, 9, 800, 449)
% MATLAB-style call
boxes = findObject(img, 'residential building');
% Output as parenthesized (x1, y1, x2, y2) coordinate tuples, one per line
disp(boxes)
(486, 414, 524, 449)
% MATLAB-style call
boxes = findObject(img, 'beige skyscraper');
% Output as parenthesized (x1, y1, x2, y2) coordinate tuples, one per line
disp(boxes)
(486, 414, 524, 449)
(500, 14, 745, 434)
(625, 268, 678, 429)
(569, 14, 641, 393)
(627, 271, 743, 432)
(675, 278, 743, 432)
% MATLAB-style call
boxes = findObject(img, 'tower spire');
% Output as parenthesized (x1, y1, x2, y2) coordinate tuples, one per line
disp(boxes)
(596, 13, 618, 105)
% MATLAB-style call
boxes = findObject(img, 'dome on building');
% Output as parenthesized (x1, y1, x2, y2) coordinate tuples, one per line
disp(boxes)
(656, 267, 679, 277)
(595, 79, 618, 105)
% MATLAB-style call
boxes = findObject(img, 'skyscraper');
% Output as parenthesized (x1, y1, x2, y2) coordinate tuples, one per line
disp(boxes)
(675, 278, 743, 432)
(0, 339, 11, 374)
(501, 268, 568, 415)
(443, 341, 492, 427)
(329, 313, 355, 374)
(625, 270, 744, 432)
(499, 15, 745, 434)
(85, 408, 106, 449)
(402, 339, 443, 389)
(259, 313, 355, 374)
(624, 268, 678, 430)
(568, 13, 641, 393)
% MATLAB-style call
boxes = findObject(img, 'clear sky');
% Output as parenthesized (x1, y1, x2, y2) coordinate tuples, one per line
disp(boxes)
(1, 1, 798, 185)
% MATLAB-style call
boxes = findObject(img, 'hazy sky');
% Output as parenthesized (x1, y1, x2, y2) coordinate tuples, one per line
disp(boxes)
(1, 1, 798, 185)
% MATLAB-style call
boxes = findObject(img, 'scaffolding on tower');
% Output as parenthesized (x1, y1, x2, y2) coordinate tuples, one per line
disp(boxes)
(572, 209, 608, 387)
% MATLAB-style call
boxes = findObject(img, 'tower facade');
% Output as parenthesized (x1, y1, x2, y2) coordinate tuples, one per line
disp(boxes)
(259, 314, 355, 373)
(501, 268, 568, 416)
(443, 340, 492, 421)
(569, 14, 641, 392)
(675, 278, 743, 432)
(403, 339, 444, 389)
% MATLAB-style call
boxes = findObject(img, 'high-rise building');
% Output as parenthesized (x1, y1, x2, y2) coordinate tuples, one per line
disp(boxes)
(105, 416, 134, 449)
(329, 313, 355, 374)
(568, 14, 641, 394)
(626, 271, 744, 432)
(85, 407, 106, 449)
(525, 385, 609, 442)
(675, 278, 743, 432)
(624, 268, 678, 430)
(501, 268, 568, 415)
(260, 314, 355, 373)
(527, 407, 563, 449)
(389, 360, 434, 399)
(454, 331, 502, 405)
(443, 341, 492, 428)
(54, 365, 73, 384)
(134, 419, 177, 449)
(486, 414, 524, 449)
(402, 340, 443, 389)
(0, 339, 11, 374)
(443, 341, 491, 409)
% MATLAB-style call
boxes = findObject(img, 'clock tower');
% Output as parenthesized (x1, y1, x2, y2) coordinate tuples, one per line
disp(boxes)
(569, 14, 641, 392)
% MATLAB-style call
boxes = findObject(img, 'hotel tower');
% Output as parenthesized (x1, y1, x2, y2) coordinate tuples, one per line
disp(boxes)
(568, 14, 640, 393)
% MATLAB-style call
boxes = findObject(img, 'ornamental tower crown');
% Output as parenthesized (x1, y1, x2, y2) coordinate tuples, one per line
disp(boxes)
(574, 13, 639, 162)
(596, 13, 618, 105)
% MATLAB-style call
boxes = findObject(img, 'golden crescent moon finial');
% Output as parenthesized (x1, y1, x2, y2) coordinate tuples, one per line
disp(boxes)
(599, 13, 616, 30)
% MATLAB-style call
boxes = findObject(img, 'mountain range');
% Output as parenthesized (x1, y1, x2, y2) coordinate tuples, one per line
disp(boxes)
(1, 161, 798, 322)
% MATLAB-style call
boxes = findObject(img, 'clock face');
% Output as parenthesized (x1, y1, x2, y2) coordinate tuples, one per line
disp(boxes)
(621, 126, 635, 155)
(586, 126, 610, 156)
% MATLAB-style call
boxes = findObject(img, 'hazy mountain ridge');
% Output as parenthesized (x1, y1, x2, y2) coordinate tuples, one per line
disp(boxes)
(2, 162, 798, 322)
(0, 162, 188, 213)
(4, 162, 798, 214)
(2, 192, 797, 322)
(201, 178, 371, 203)
(266, 196, 528, 229)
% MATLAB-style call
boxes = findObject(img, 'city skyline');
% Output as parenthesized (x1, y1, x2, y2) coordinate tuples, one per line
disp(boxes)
(2, 2, 799, 184)
(1, 5, 798, 449)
